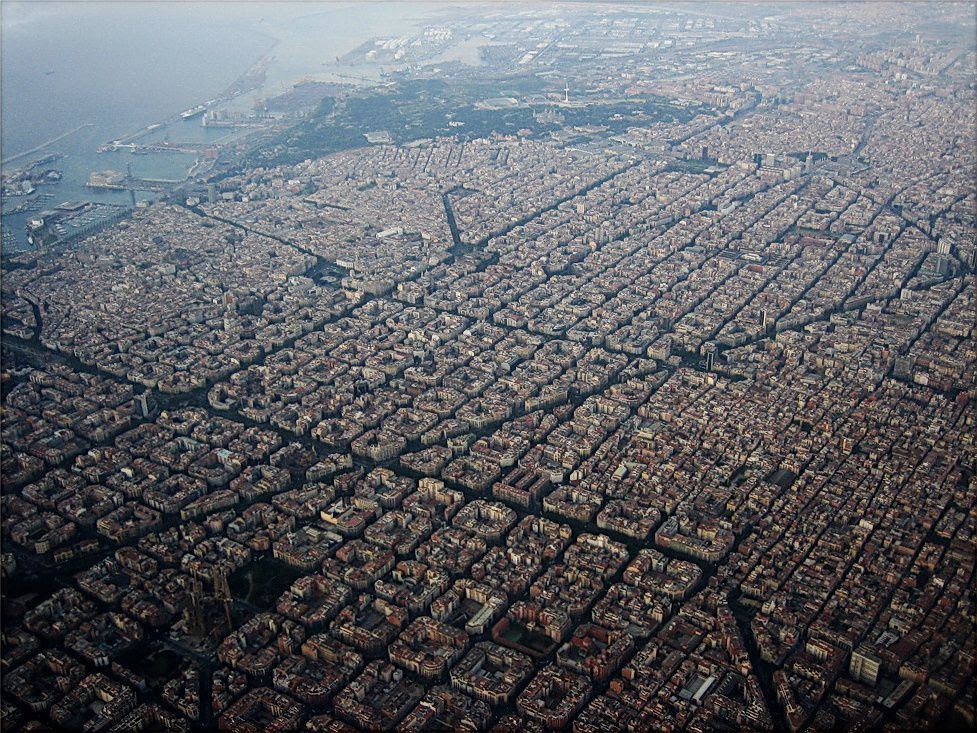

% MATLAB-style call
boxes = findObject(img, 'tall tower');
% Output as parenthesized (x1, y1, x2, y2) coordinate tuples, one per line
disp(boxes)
(703, 341, 718, 372)
(212, 566, 233, 631)
(187, 575, 207, 638)
(564, 83, 570, 103)
(135, 392, 150, 418)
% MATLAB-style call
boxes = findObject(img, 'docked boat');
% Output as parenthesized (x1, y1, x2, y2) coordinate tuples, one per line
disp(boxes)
(180, 104, 207, 119)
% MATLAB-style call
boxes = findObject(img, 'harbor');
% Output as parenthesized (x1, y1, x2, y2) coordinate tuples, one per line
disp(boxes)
(24, 200, 129, 248)
(1, 2, 418, 253)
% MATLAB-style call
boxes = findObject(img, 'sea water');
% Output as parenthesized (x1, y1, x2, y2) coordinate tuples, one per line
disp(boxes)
(1, 1, 446, 252)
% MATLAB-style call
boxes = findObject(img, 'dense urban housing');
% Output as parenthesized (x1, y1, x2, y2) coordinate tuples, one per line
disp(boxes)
(1, 2, 975, 731)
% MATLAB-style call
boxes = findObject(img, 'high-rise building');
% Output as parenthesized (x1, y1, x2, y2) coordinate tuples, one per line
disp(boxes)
(134, 393, 151, 418)
(850, 646, 881, 686)
(924, 253, 950, 277)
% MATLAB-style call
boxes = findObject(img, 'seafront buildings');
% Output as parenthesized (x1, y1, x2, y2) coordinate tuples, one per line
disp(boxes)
(1, 3, 975, 731)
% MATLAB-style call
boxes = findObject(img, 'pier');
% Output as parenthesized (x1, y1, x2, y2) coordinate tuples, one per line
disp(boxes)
(0, 124, 94, 166)
(97, 141, 219, 155)
(86, 175, 185, 193)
